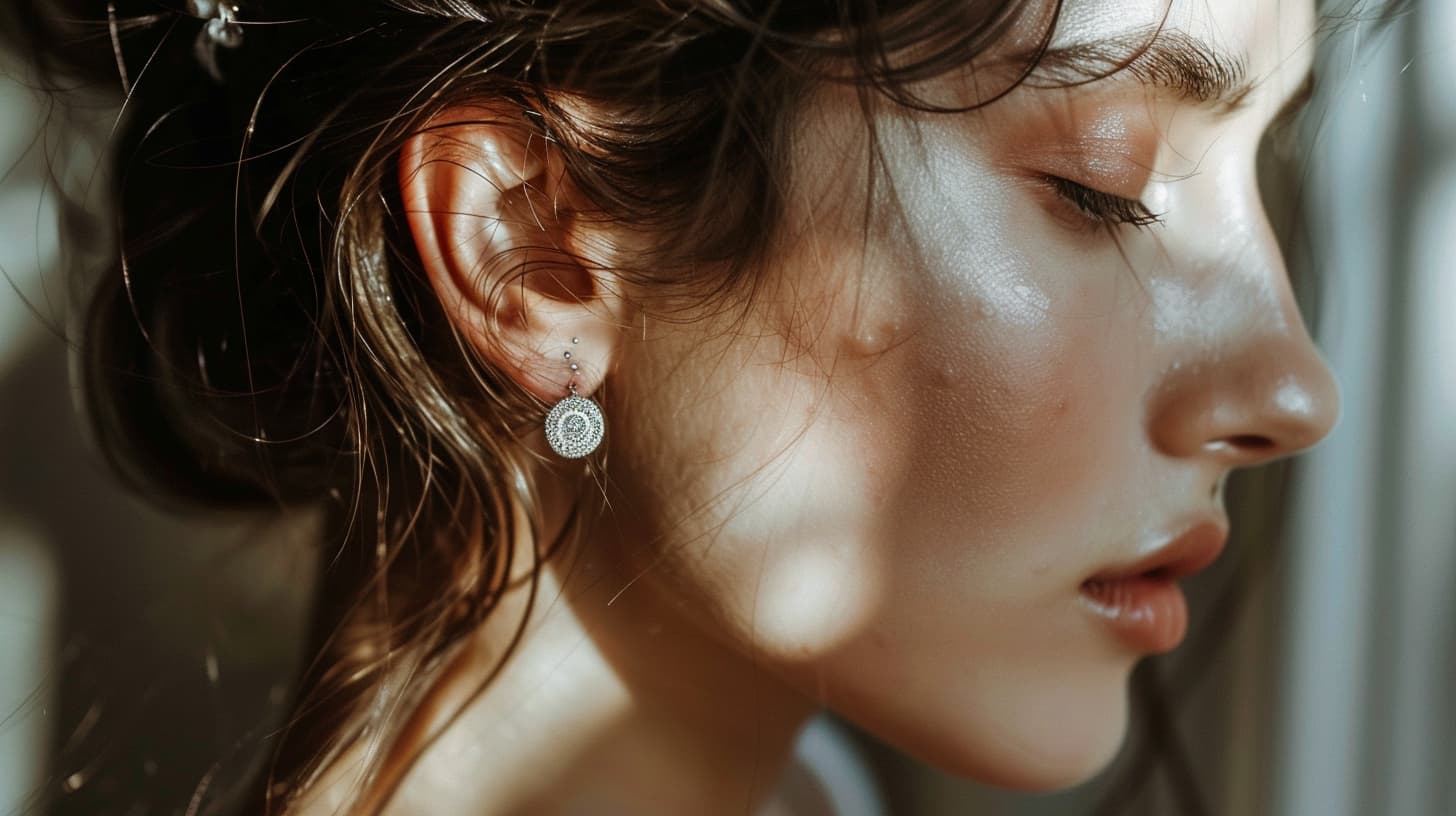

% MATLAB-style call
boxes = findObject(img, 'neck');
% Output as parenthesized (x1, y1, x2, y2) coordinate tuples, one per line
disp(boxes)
(303, 478, 817, 816)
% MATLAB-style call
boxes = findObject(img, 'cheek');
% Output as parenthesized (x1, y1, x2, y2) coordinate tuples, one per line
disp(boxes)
(787, 261, 1143, 789)
(607, 98, 1153, 789)
(765, 114, 1150, 784)
(854, 124, 1140, 552)
(893, 274, 1133, 548)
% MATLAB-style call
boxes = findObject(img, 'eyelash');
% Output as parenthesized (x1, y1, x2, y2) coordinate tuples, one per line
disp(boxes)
(1043, 175, 1164, 232)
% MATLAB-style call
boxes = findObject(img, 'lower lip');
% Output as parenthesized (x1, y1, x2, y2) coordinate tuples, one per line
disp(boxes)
(1079, 576, 1189, 654)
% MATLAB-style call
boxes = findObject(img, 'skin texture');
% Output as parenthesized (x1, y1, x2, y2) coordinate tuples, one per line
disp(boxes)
(305, 0, 1339, 812)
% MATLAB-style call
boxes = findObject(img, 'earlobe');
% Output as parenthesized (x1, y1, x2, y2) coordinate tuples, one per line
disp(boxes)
(397, 101, 623, 405)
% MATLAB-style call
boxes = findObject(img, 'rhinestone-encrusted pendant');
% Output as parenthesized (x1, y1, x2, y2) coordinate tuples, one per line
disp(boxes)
(544, 394, 605, 458)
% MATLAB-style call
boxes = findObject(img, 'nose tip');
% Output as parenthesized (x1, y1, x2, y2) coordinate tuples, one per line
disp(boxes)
(1151, 341, 1341, 468)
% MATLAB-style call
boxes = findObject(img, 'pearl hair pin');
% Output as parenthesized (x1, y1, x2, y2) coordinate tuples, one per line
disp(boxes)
(188, 0, 244, 82)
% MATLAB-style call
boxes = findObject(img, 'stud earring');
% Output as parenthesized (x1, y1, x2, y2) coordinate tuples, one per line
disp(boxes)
(544, 337, 605, 459)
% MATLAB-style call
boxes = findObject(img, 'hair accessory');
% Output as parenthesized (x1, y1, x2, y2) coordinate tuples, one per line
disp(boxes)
(189, 0, 244, 82)
(543, 337, 605, 459)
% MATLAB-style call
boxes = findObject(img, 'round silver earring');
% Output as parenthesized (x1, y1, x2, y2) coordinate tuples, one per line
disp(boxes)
(544, 337, 605, 459)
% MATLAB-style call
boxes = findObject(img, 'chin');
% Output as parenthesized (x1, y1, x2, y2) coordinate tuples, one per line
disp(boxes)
(945, 710, 1129, 793)
(853, 674, 1132, 793)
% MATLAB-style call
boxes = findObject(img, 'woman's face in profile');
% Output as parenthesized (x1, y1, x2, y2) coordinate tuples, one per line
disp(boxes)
(604, 0, 1338, 790)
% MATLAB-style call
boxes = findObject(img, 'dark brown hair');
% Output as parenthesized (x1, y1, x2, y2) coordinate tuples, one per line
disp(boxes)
(2, 0, 1397, 814)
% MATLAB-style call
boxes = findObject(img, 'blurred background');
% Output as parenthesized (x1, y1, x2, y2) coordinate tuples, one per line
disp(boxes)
(0, 1, 1448, 814)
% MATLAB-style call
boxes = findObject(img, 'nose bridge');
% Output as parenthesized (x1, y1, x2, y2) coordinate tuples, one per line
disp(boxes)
(1146, 194, 1341, 467)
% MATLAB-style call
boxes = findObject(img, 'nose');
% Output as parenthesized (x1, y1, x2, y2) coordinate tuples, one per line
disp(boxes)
(1147, 148, 1344, 469)
(1147, 305, 1342, 469)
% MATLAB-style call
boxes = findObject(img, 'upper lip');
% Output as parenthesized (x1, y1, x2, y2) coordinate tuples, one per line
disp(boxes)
(1085, 518, 1230, 583)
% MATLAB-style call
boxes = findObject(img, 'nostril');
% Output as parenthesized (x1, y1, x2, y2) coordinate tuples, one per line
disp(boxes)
(1226, 434, 1276, 451)
(1204, 435, 1278, 459)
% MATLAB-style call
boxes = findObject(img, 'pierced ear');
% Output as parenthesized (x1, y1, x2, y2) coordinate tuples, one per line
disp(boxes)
(398, 101, 624, 404)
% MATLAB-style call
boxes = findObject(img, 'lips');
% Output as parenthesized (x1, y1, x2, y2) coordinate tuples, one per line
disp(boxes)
(1079, 520, 1228, 654)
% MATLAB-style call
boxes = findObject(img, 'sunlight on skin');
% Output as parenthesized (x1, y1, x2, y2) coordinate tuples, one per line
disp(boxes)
(728, 465, 882, 664)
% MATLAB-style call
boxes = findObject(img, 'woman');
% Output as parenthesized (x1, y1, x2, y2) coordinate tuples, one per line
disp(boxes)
(10, 0, 1345, 812)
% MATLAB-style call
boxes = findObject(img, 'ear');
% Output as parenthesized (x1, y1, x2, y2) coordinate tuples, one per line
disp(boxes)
(398, 100, 626, 404)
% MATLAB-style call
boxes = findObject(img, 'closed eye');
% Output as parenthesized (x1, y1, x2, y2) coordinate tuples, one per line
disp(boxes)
(1043, 175, 1164, 232)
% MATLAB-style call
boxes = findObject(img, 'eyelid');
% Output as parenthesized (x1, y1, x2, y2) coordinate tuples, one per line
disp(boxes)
(1045, 145, 1155, 196)
(1040, 174, 1164, 232)
(997, 96, 1162, 194)
(993, 97, 1165, 229)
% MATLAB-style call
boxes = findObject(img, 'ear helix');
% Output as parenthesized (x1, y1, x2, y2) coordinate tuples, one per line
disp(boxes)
(543, 336, 606, 459)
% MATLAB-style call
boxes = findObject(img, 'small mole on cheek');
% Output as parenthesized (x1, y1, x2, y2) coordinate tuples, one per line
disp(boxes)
(847, 319, 902, 358)
(932, 361, 959, 391)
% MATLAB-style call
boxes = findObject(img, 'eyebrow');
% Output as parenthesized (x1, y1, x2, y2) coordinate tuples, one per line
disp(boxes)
(1028, 27, 1259, 114)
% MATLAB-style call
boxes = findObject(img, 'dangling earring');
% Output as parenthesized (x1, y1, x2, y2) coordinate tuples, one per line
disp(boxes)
(544, 337, 605, 459)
